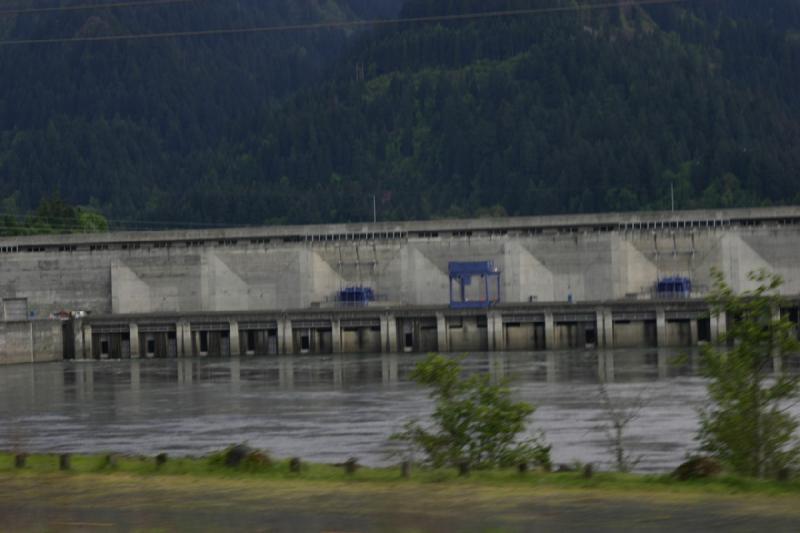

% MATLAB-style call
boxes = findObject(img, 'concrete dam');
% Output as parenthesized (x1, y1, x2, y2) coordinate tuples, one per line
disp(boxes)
(1, 206, 800, 363)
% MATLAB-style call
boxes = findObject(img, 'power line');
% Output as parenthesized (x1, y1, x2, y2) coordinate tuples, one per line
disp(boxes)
(0, 0, 194, 17)
(0, 0, 690, 45)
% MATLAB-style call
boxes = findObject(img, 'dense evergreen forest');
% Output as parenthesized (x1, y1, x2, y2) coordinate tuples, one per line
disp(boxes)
(0, 0, 798, 228)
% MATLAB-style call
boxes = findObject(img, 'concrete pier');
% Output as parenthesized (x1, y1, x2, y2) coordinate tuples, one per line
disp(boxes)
(436, 313, 448, 353)
(229, 320, 241, 356)
(544, 312, 555, 350)
(129, 322, 140, 359)
(710, 312, 727, 343)
(656, 309, 667, 347)
(595, 312, 605, 348)
(331, 318, 342, 353)
(83, 324, 92, 360)
(277, 318, 293, 355)
(487, 312, 504, 351)
(178, 321, 191, 357)
(602, 309, 614, 349)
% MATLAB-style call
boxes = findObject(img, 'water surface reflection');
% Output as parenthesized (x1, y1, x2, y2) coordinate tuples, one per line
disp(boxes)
(0, 349, 775, 471)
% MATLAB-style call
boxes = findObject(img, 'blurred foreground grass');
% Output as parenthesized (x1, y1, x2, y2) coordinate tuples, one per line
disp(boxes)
(2, 451, 800, 497)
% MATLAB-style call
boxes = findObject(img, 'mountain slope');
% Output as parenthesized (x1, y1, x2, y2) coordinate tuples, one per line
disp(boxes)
(0, 0, 798, 225)
(186, 0, 800, 223)
(0, 0, 403, 217)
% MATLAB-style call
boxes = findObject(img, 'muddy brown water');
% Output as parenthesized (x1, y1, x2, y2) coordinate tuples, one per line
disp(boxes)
(1, 349, 796, 472)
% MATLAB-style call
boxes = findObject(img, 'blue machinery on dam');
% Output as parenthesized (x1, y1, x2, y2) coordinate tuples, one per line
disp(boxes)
(448, 261, 501, 309)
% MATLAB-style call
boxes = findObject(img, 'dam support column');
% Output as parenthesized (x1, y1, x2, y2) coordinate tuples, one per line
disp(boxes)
(129, 323, 140, 359)
(718, 311, 727, 340)
(379, 315, 387, 353)
(656, 309, 667, 347)
(603, 309, 614, 349)
(544, 311, 555, 350)
(595, 309, 605, 348)
(229, 320, 241, 356)
(488, 311, 505, 351)
(380, 314, 397, 353)
(436, 313, 449, 352)
(73, 320, 85, 360)
(83, 324, 93, 360)
(178, 320, 191, 357)
(277, 318, 286, 354)
(710, 311, 727, 344)
(486, 312, 496, 351)
(278, 318, 293, 355)
(331, 318, 342, 354)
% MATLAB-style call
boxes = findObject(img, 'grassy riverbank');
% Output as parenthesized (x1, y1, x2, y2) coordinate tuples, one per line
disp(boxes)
(4, 452, 800, 532)
(2, 451, 799, 497)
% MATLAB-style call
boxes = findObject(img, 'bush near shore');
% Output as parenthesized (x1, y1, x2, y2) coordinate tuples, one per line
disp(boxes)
(1, 451, 799, 496)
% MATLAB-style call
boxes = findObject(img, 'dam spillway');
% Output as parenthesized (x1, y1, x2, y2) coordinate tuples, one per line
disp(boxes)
(69, 300, 726, 360)
(2, 206, 800, 363)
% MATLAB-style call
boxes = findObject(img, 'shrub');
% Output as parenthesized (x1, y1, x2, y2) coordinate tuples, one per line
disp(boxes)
(393, 354, 550, 470)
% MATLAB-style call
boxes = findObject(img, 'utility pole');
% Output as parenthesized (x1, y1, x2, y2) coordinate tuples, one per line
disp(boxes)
(372, 194, 377, 224)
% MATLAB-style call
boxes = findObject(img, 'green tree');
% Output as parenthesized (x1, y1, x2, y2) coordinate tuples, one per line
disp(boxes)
(34, 195, 80, 233)
(0, 193, 21, 236)
(699, 269, 800, 478)
(77, 209, 109, 233)
(393, 353, 550, 470)
(0, 195, 108, 235)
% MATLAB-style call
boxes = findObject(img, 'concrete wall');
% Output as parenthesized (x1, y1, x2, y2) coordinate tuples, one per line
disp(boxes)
(446, 316, 489, 352)
(0, 320, 63, 365)
(505, 323, 539, 351)
(341, 328, 382, 353)
(1, 208, 800, 316)
(613, 321, 658, 348)
(553, 322, 596, 349)
(0, 252, 113, 315)
(2, 298, 28, 320)
(664, 320, 693, 347)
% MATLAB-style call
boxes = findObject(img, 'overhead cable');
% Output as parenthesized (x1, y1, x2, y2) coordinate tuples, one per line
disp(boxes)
(0, 0, 194, 17)
(0, 0, 690, 45)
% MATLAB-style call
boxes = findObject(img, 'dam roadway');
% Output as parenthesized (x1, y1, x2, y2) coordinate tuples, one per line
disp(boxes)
(1, 206, 800, 362)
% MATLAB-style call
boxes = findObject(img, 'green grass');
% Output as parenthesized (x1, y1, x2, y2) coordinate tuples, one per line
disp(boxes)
(2, 451, 799, 497)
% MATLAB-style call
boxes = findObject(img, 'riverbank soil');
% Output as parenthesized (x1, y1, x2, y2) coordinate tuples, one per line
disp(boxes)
(1, 474, 799, 532)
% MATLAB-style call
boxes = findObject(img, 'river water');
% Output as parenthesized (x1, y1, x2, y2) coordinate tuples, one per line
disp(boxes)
(0, 349, 792, 472)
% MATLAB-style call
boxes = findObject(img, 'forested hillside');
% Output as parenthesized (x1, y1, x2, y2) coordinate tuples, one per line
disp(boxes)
(0, 0, 798, 227)
(0, 0, 404, 226)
